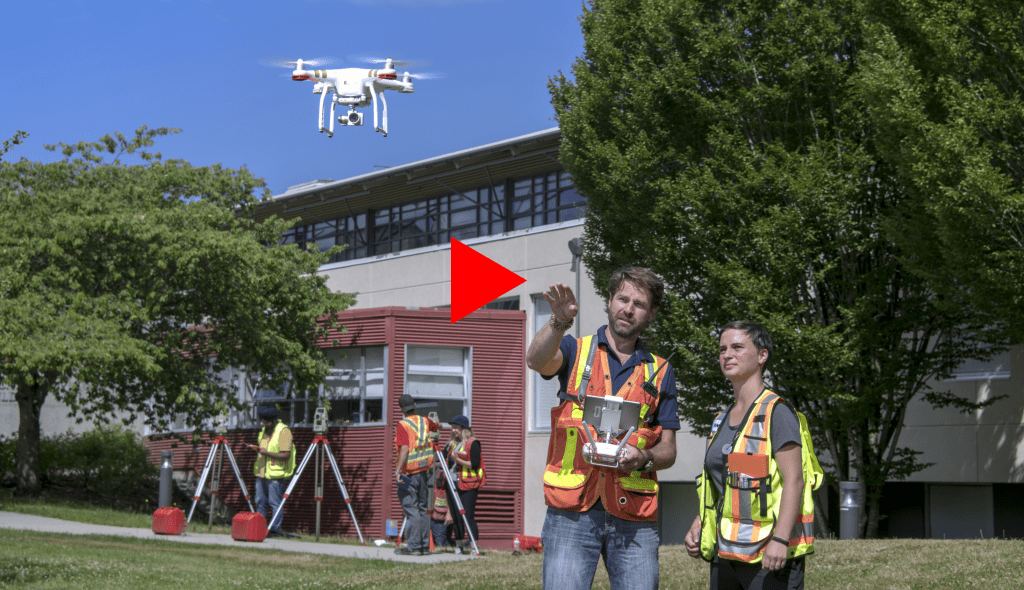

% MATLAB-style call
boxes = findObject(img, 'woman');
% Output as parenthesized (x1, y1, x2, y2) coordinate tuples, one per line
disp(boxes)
(684, 321, 812, 590)
(444, 414, 485, 554)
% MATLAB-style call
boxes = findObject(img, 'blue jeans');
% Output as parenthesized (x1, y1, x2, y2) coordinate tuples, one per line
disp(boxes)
(541, 506, 660, 590)
(254, 477, 287, 531)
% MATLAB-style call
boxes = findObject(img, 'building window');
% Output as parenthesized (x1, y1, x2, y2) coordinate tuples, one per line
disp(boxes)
(510, 171, 584, 231)
(280, 170, 583, 265)
(404, 345, 471, 424)
(372, 198, 447, 255)
(946, 349, 1012, 381)
(320, 346, 388, 425)
(484, 297, 520, 311)
(448, 186, 506, 242)
(333, 213, 368, 262)
(281, 224, 313, 250)
(531, 295, 561, 431)
(0, 384, 13, 403)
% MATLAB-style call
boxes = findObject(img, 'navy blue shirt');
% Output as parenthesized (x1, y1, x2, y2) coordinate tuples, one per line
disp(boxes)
(542, 325, 680, 430)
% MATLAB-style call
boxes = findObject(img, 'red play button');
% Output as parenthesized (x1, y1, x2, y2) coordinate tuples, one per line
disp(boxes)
(450, 238, 526, 323)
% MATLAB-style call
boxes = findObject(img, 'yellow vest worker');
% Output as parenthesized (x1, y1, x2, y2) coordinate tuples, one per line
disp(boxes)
(249, 405, 296, 536)
(685, 321, 823, 590)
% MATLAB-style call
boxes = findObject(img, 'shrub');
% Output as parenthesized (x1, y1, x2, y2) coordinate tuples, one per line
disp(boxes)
(0, 426, 157, 497)
(0, 433, 14, 481)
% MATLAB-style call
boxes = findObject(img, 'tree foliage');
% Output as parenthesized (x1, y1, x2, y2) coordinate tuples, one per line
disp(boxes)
(0, 127, 354, 495)
(550, 0, 1008, 537)
(857, 0, 1024, 334)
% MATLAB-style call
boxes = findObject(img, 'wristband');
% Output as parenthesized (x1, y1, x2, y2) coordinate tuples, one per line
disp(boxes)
(771, 536, 789, 546)
(549, 316, 574, 332)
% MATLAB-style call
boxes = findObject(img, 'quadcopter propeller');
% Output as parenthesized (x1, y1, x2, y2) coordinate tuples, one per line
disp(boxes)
(351, 56, 430, 69)
(258, 56, 339, 68)
(403, 72, 445, 80)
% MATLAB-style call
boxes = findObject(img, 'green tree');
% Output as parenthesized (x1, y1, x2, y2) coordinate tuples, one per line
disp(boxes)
(550, 0, 1001, 537)
(0, 127, 354, 496)
(857, 0, 1024, 337)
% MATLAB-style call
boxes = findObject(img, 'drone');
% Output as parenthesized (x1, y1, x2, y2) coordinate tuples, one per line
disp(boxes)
(263, 56, 435, 138)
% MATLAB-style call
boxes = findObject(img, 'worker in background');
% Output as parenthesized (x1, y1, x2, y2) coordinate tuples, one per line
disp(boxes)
(247, 405, 296, 538)
(445, 414, 485, 554)
(394, 393, 439, 556)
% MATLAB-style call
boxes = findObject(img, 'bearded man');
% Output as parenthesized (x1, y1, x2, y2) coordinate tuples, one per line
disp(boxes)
(526, 266, 679, 590)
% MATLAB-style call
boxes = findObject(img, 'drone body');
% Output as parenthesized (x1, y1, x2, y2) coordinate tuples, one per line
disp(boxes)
(282, 57, 420, 138)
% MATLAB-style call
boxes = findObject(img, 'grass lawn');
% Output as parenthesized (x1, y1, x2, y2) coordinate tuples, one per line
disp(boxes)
(2, 491, 1023, 589)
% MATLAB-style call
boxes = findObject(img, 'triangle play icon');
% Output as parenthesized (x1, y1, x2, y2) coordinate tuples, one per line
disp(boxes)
(450, 238, 526, 323)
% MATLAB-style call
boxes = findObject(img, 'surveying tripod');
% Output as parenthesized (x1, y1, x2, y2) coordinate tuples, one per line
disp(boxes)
(187, 420, 254, 525)
(270, 408, 365, 543)
(433, 441, 481, 556)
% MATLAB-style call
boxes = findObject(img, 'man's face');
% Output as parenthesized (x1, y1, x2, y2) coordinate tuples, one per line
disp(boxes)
(606, 280, 656, 340)
(261, 418, 273, 429)
(719, 328, 767, 382)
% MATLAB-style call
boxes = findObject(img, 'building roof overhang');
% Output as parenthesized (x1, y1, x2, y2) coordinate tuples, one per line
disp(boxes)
(255, 128, 562, 226)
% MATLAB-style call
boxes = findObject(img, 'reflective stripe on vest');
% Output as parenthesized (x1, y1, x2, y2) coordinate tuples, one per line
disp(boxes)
(434, 488, 448, 515)
(698, 389, 820, 564)
(255, 422, 296, 479)
(401, 415, 434, 473)
(543, 334, 668, 520)
(454, 438, 486, 490)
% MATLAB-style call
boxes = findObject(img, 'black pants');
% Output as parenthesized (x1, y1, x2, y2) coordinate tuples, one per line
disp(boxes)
(452, 488, 478, 544)
(710, 555, 804, 590)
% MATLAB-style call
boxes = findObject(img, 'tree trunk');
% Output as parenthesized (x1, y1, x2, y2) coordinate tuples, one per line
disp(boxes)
(865, 482, 881, 539)
(14, 377, 48, 497)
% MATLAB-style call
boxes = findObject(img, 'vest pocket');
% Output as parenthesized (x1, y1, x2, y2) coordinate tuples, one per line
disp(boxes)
(726, 472, 773, 519)
(717, 527, 775, 562)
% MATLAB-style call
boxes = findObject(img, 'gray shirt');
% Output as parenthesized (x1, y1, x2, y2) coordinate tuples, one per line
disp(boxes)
(704, 401, 802, 496)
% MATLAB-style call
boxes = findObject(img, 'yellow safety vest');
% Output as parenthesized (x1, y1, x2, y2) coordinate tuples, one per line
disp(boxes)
(254, 422, 296, 479)
(399, 415, 435, 474)
(696, 389, 823, 563)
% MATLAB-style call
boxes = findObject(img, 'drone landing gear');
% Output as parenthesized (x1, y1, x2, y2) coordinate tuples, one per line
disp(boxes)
(369, 84, 388, 137)
(318, 85, 334, 138)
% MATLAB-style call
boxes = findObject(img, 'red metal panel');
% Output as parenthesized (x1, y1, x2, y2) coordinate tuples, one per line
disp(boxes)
(392, 309, 527, 543)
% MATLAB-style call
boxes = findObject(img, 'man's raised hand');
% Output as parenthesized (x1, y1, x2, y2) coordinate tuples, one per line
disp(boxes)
(543, 283, 578, 322)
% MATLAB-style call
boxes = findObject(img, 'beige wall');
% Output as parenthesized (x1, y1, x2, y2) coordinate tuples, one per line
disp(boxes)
(900, 345, 1024, 484)
(0, 387, 145, 439)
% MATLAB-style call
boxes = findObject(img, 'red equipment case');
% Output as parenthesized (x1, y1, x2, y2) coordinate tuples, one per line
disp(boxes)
(513, 534, 543, 553)
(231, 512, 267, 542)
(152, 507, 186, 535)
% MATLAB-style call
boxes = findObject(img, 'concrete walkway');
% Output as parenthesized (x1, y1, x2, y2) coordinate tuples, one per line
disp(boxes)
(0, 511, 478, 564)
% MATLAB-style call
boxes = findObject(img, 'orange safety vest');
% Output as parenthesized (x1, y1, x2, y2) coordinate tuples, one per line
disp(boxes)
(452, 437, 486, 491)
(433, 486, 449, 518)
(397, 415, 435, 474)
(543, 334, 669, 521)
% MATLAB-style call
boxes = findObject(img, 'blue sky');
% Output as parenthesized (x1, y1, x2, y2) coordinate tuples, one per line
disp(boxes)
(1, 0, 584, 195)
